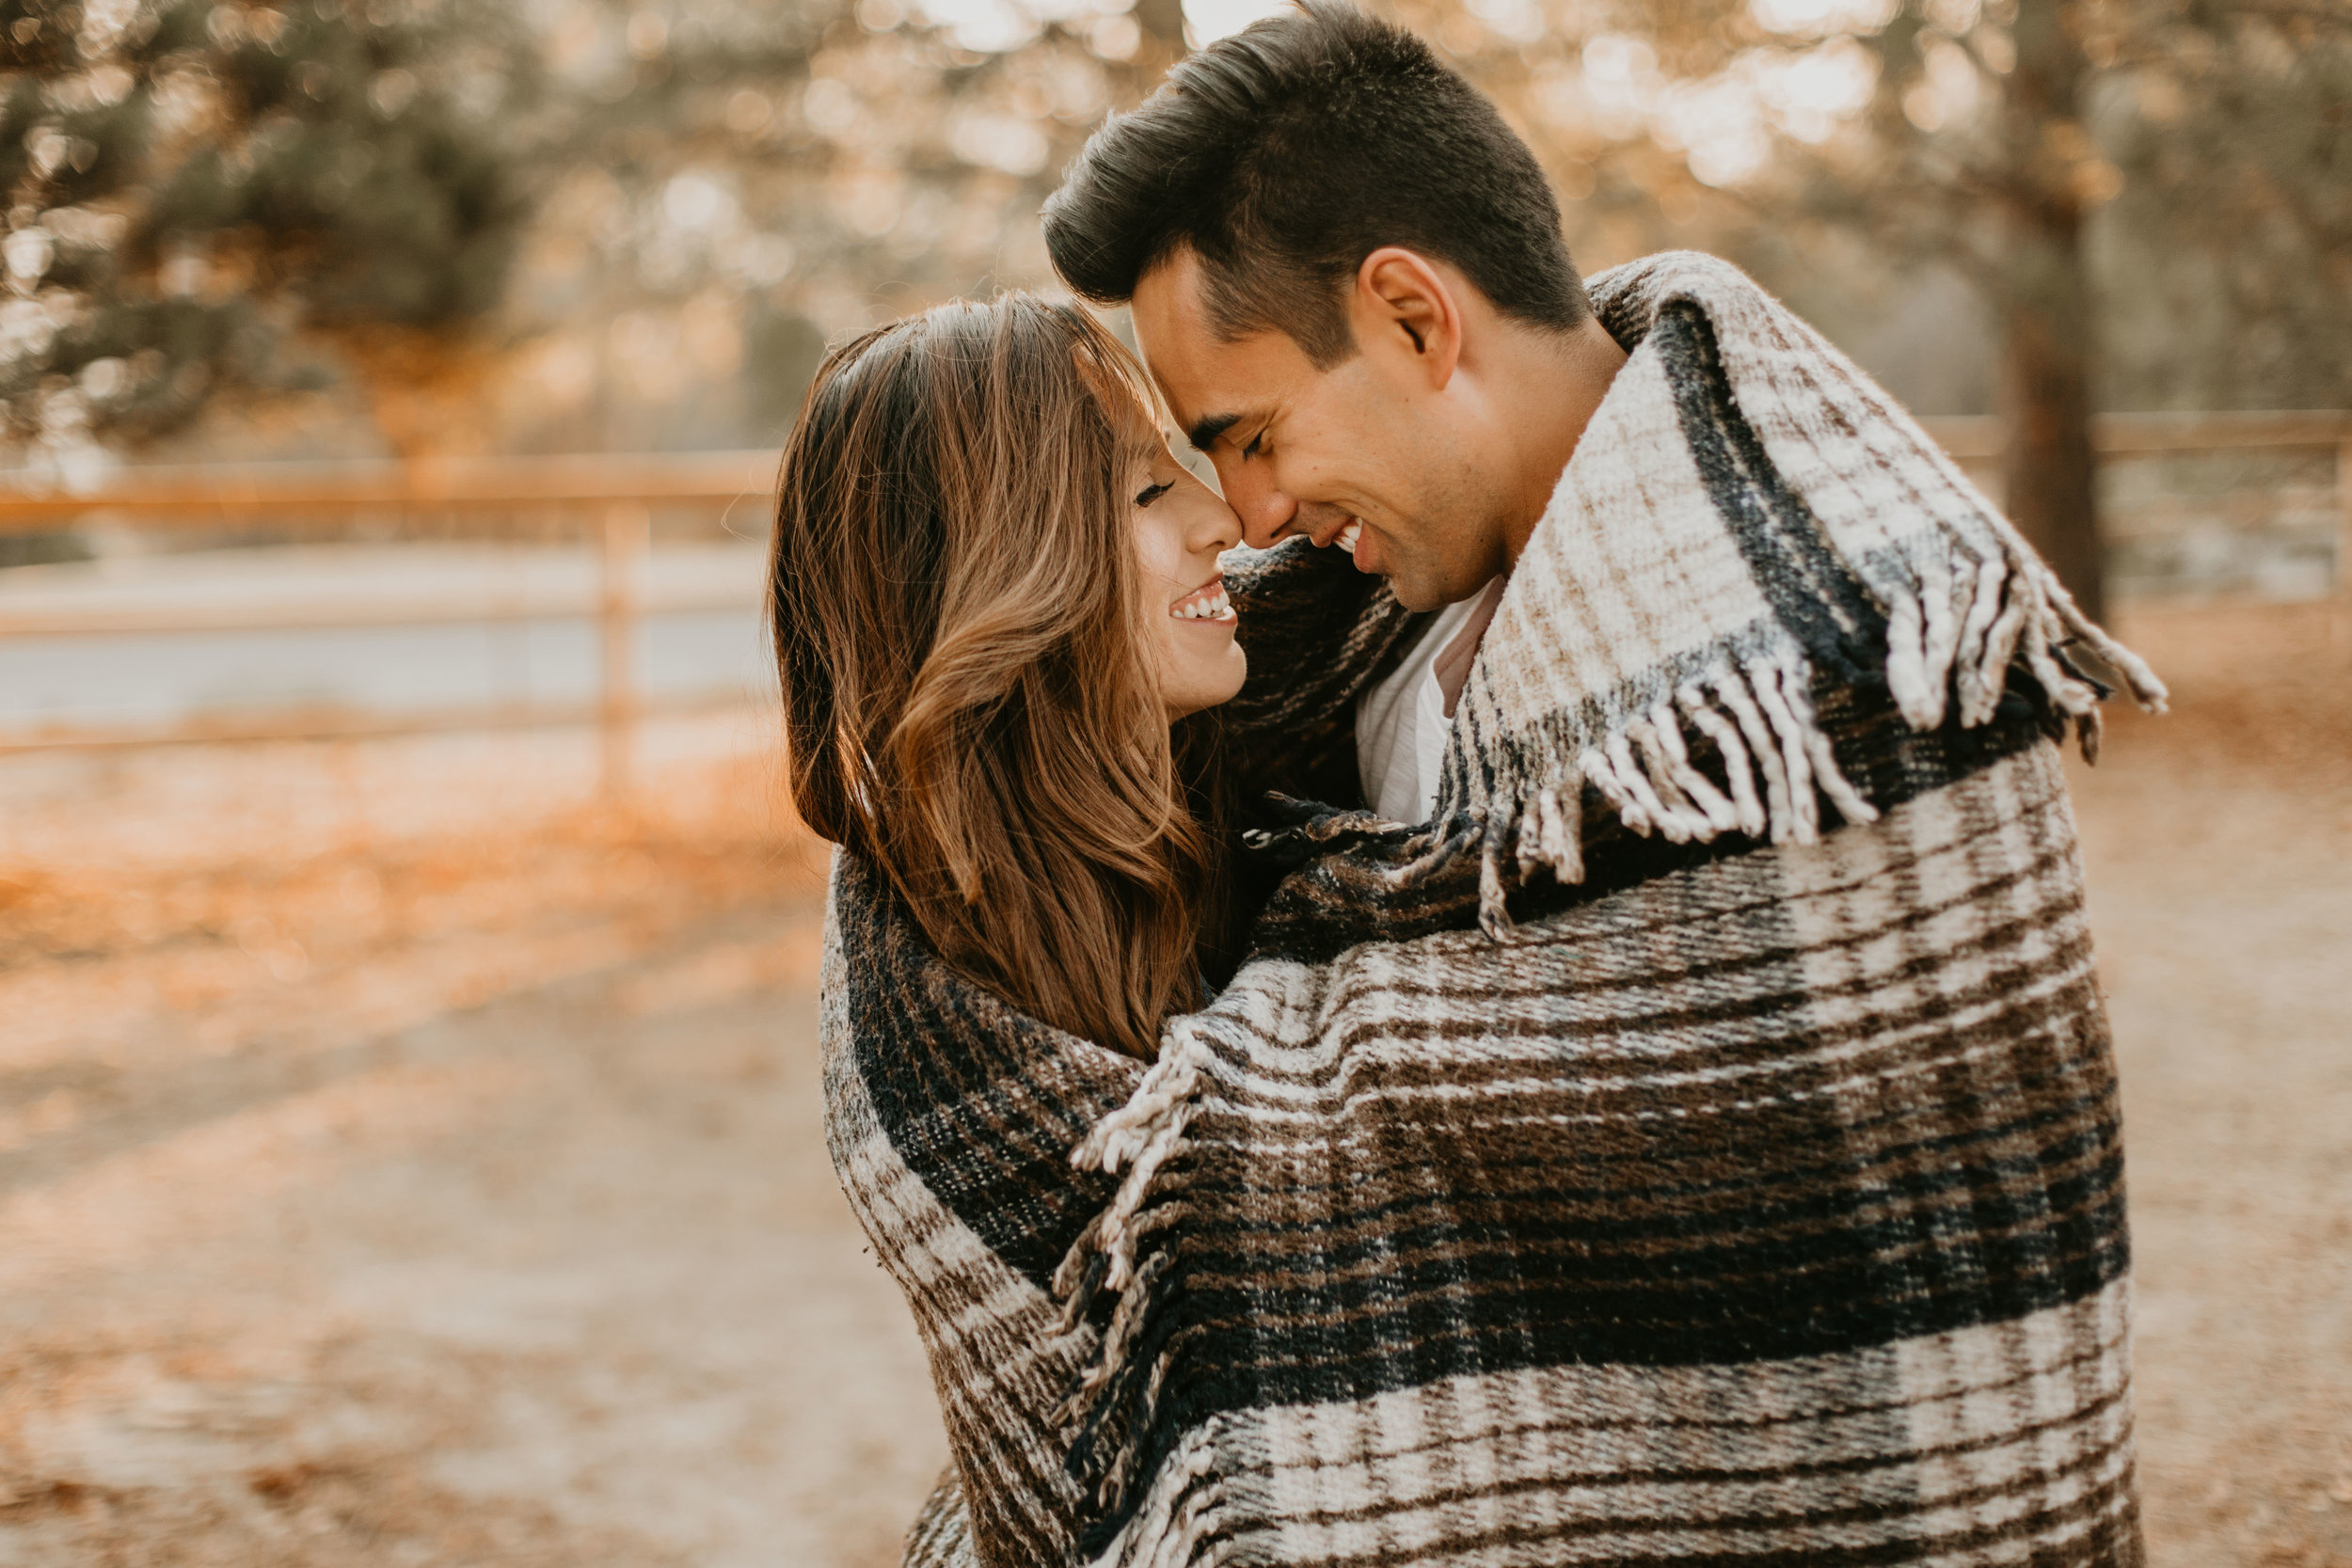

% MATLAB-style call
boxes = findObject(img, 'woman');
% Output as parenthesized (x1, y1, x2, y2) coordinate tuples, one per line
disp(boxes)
(771, 293, 1248, 1061)
(774, 293, 1296, 1564)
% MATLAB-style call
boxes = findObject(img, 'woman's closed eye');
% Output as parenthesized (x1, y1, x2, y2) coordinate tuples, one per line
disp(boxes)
(1135, 481, 1175, 508)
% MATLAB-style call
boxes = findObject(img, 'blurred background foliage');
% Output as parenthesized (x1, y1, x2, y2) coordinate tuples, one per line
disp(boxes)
(1398, 0, 2352, 612)
(2, 0, 538, 464)
(0, 0, 1190, 473)
(2, 0, 2346, 603)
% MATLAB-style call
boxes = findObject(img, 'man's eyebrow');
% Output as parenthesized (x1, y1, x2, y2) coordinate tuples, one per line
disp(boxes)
(1186, 412, 1242, 452)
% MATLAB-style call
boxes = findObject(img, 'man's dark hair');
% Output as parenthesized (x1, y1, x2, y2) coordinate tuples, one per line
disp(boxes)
(1041, 0, 1589, 367)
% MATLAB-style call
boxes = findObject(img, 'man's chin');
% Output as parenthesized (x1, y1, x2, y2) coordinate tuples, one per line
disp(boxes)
(1385, 574, 1453, 614)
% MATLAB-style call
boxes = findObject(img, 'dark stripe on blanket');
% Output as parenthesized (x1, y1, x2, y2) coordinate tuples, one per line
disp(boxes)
(1652, 298, 1887, 680)
(836, 868, 1136, 1292)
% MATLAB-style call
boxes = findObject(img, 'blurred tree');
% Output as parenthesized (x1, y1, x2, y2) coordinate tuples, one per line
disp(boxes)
(1, 0, 537, 471)
(1403, 0, 2352, 623)
(5, 0, 1193, 469)
(2093, 3, 2352, 415)
(9, 0, 2340, 519)
(1767, 0, 2351, 622)
(468, 0, 1189, 454)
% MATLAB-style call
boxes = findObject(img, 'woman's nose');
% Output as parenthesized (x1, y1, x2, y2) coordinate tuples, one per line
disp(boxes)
(1190, 493, 1243, 557)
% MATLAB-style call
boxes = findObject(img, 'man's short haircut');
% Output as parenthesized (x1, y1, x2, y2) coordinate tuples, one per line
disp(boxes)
(1041, 0, 1590, 368)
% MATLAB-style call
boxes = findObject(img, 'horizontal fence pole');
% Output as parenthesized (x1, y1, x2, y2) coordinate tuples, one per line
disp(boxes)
(2087, 410, 2352, 454)
(3, 419, 2346, 532)
(0, 590, 759, 640)
(1915, 411, 2352, 461)
(1915, 417, 2003, 460)
(0, 690, 758, 755)
(0, 450, 781, 533)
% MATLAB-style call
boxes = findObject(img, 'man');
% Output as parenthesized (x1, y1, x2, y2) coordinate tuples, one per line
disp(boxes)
(1041, 0, 1631, 826)
(836, 7, 2168, 1566)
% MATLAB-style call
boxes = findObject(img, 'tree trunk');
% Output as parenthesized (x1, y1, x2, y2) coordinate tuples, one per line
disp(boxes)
(1997, 0, 2107, 625)
(2000, 231, 2106, 625)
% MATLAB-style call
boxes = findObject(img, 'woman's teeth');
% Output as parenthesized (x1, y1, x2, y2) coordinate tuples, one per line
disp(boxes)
(1171, 585, 1234, 621)
(1338, 521, 1362, 555)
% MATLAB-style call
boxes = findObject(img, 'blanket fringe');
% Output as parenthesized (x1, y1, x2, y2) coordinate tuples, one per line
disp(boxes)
(1048, 1022, 1221, 1528)
(1477, 546, 2165, 937)
(1884, 540, 2167, 735)
(1103, 1430, 1227, 1568)
(1478, 648, 1874, 933)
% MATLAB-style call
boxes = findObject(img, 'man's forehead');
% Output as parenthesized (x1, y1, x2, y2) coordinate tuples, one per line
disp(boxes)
(1130, 253, 1218, 398)
(1131, 252, 1294, 449)
(1131, 246, 1210, 339)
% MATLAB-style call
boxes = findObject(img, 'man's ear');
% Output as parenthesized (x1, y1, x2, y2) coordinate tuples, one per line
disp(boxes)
(1351, 247, 1463, 391)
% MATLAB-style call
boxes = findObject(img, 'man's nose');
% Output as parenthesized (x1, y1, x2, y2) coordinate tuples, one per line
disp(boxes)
(1218, 461, 1298, 550)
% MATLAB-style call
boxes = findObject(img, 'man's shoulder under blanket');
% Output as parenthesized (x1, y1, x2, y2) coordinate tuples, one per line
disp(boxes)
(1236, 645, 2069, 966)
(1207, 247, 2161, 945)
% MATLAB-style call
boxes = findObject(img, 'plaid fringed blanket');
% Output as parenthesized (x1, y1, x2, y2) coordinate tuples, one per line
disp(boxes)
(819, 251, 2164, 1568)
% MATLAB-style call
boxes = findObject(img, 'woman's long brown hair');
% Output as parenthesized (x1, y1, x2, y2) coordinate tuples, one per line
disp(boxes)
(769, 295, 1226, 1060)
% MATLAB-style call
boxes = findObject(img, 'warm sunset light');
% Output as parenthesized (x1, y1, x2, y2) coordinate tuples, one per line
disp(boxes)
(1, 0, 2344, 1563)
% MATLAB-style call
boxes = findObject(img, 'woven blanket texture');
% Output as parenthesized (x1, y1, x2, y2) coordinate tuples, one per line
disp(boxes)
(818, 251, 2163, 1568)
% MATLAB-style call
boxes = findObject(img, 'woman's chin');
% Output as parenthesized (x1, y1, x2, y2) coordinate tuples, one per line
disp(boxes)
(1164, 643, 1248, 721)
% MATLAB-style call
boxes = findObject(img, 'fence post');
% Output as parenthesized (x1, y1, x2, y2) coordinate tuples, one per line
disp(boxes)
(2336, 435, 2352, 661)
(599, 502, 650, 797)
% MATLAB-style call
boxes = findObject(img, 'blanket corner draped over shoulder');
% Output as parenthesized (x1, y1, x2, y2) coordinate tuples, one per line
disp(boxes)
(820, 249, 2165, 1568)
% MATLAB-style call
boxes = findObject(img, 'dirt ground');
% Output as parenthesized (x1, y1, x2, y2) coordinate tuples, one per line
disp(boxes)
(0, 604, 2346, 1567)
(2067, 601, 2352, 1567)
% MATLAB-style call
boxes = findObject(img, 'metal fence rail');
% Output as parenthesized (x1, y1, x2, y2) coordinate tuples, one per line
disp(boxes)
(1, 417, 2345, 780)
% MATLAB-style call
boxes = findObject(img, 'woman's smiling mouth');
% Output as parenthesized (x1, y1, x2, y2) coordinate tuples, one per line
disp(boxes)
(1170, 575, 1234, 621)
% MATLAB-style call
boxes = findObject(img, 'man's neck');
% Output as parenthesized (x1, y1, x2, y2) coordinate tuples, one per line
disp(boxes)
(1497, 315, 1629, 565)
